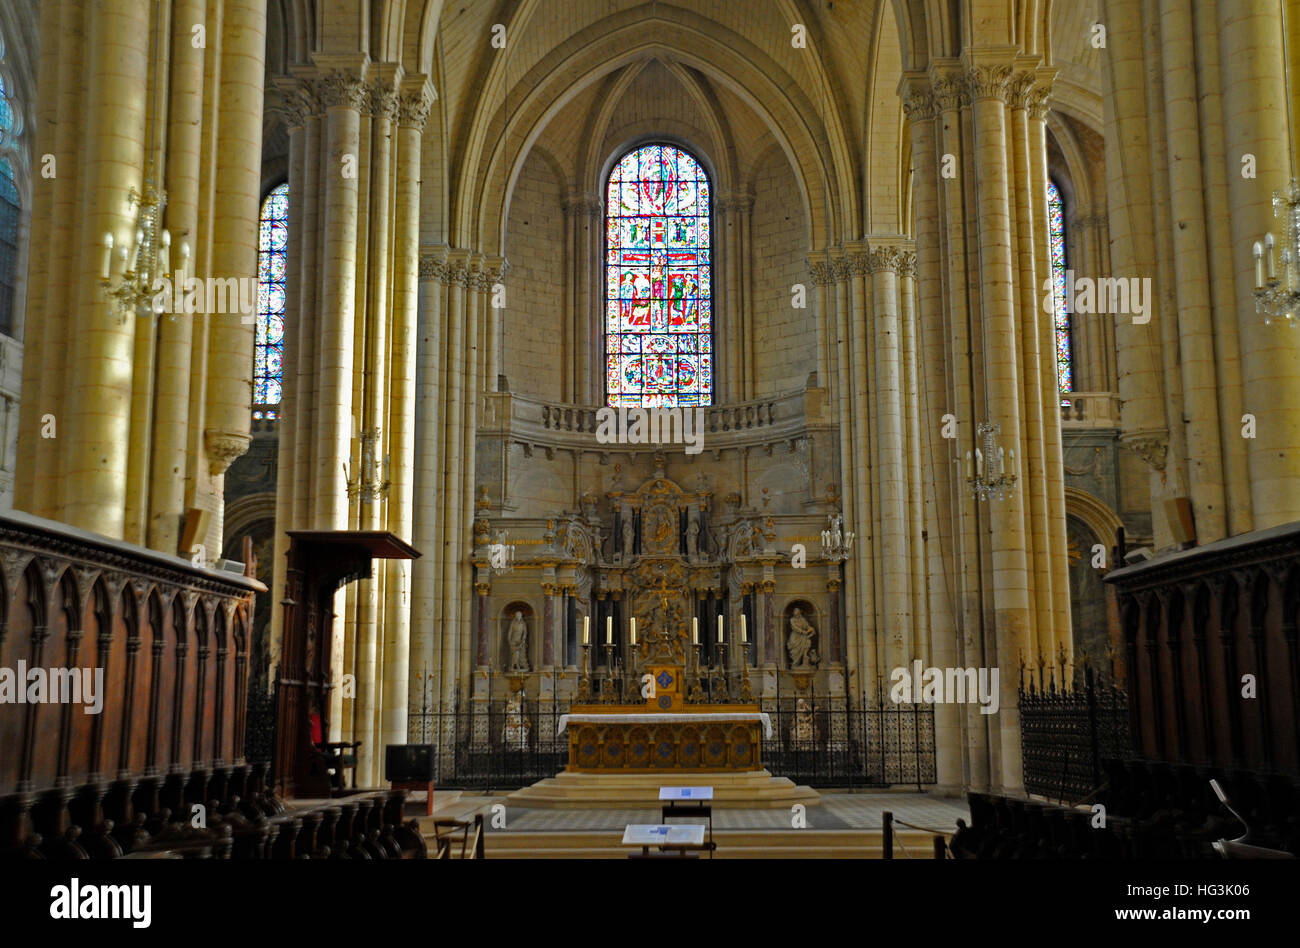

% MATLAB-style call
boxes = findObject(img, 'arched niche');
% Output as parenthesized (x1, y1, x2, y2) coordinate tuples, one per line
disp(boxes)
(500, 601, 535, 673)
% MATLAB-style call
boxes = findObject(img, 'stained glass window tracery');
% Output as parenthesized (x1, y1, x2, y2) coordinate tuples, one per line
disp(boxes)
(255, 183, 288, 411)
(605, 143, 712, 407)
(1047, 179, 1073, 396)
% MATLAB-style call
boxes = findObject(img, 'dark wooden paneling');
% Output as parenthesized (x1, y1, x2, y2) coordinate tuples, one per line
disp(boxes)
(0, 513, 261, 797)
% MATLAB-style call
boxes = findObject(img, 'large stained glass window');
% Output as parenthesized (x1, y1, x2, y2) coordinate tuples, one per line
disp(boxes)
(255, 183, 288, 412)
(605, 143, 712, 407)
(1047, 179, 1073, 395)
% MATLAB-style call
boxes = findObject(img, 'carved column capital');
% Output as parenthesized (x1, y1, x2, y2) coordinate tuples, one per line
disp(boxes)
(418, 252, 449, 282)
(964, 64, 1014, 102)
(205, 429, 252, 477)
(1120, 430, 1169, 472)
(900, 74, 936, 121)
(807, 259, 835, 286)
(316, 71, 369, 111)
(929, 73, 970, 111)
(397, 78, 436, 130)
(368, 82, 401, 123)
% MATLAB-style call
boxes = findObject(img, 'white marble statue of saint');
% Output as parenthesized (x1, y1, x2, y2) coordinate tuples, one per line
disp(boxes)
(787, 608, 818, 669)
(507, 610, 529, 671)
(621, 515, 634, 557)
(686, 516, 701, 557)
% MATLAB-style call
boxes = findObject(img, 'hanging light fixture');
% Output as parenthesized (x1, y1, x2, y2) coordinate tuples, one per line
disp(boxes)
(101, 2, 176, 319)
(966, 421, 1018, 502)
(1254, 182, 1300, 325)
(1254, 0, 1300, 325)
(820, 512, 855, 561)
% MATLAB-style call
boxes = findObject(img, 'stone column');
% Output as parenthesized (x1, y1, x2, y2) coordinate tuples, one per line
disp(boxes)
(438, 251, 469, 712)
(968, 58, 1031, 793)
(203, 0, 267, 527)
(1218, 2, 1300, 527)
(1007, 71, 1057, 666)
(382, 80, 432, 751)
(27, 0, 88, 519)
(869, 245, 913, 675)
(149, 0, 207, 555)
(13, 0, 65, 511)
(903, 73, 963, 795)
(411, 248, 446, 715)
(845, 245, 872, 702)
(1026, 80, 1073, 663)
(561, 192, 578, 403)
(898, 254, 929, 659)
(722, 197, 743, 401)
(64, 0, 150, 537)
(311, 64, 366, 737)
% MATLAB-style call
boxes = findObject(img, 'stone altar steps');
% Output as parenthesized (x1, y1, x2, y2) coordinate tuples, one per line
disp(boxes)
(503, 769, 821, 809)
(475, 828, 939, 859)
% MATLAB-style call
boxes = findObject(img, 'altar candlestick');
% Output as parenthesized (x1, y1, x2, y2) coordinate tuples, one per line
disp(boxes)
(583, 616, 589, 645)
(717, 615, 724, 643)
(692, 617, 699, 645)
(741, 614, 748, 643)
(630, 617, 637, 645)
(606, 616, 612, 645)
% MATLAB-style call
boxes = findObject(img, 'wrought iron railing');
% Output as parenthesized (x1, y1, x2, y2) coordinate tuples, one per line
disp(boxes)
(1019, 664, 1133, 803)
(406, 696, 936, 790)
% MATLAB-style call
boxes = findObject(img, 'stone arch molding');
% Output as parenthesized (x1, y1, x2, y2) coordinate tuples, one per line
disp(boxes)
(461, 15, 856, 255)
(1063, 486, 1124, 554)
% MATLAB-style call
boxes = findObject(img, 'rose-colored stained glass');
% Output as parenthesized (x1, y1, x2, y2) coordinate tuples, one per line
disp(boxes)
(255, 183, 288, 405)
(605, 144, 712, 407)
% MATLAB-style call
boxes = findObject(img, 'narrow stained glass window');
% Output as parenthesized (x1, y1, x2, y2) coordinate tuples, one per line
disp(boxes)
(255, 183, 287, 411)
(0, 75, 19, 338)
(605, 143, 712, 407)
(1047, 179, 1073, 396)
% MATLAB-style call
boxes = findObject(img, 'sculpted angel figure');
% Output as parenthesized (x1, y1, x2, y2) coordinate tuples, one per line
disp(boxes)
(787, 608, 819, 669)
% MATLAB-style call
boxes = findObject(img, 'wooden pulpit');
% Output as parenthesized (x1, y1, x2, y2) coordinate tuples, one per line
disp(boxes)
(274, 531, 420, 798)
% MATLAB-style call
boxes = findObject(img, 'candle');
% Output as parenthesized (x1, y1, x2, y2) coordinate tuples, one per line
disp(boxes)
(1266, 232, 1277, 280)
(965, 450, 972, 480)
(583, 616, 589, 646)
(101, 233, 114, 280)
(692, 617, 699, 644)
(741, 614, 748, 643)
(998, 446, 1005, 475)
(976, 447, 984, 479)
(717, 615, 724, 643)
(1255, 241, 1265, 289)
(630, 618, 637, 645)
(606, 616, 612, 645)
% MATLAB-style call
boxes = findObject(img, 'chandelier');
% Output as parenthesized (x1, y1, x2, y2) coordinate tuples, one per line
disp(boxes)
(345, 427, 391, 504)
(820, 512, 855, 561)
(1253, 179, 1300, 325)
(486, 528, 515, 575)
(966, 422, 1017, 502)
(100, 177, 179, 317)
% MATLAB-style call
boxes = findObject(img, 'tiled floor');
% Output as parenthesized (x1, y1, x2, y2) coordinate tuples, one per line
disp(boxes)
(426, 791, 969, 833)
